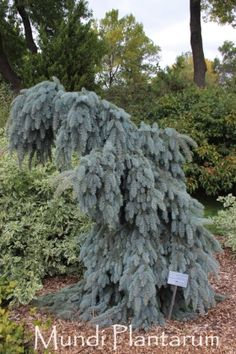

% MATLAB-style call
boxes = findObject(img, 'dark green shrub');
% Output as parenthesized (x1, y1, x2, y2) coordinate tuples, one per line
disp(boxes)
(0, 83, 13, 128)
(146, 87, 236, 196)
(212, 194, 236, 253)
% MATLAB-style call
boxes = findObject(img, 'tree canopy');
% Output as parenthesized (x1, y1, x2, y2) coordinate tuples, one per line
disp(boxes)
(96, 9, 160, 89)
(203, 0, 236, 26)
(0, 1, 235, 91)
(0, 0, 104, 91)
(153, 52, 218, 95)
(214, 41, 236, 86)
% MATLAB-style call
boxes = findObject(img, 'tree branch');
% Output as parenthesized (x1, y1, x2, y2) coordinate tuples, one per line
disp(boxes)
(15, 1, 38, 54)
(0, 33, 22, 92)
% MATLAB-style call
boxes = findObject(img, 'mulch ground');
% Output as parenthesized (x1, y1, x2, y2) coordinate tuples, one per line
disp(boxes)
(10, 238, 236, 354)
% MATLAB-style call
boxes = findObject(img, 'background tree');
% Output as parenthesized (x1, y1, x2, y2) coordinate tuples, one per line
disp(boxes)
(190, 0, 207, 88)
(22, 1, 105, 91)
(97, 9, 160, 89)
(152, 52, 218, 95)
(189, 0, 236, 88)
(202, 0, 236, 26)
(214, 40, 236, 86)
(0, 0, 104, 91)
(96, 9, 160, 124)
(0, 1, 25, 91)
(14, 0, 38, 54)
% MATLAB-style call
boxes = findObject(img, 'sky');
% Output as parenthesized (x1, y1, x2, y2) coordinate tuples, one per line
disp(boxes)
(88, 0, 236, 68)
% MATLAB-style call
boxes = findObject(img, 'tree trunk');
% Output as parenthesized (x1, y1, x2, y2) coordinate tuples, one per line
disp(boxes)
(0, 33, 22, 92)
(15, 2, 38, 54)
(190, 0, 207, 88)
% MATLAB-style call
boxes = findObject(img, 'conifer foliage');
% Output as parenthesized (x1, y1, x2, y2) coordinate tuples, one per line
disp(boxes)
(8, 78, 64, 167)
(8, 79, 221, 329)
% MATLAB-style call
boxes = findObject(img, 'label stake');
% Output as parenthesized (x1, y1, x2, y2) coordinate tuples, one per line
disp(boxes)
(168, 285, 177, 320)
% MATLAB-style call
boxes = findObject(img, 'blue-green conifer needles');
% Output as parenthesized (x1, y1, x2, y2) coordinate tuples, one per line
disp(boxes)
(8, 78, 64, 167)
(8, 79, 221, 329)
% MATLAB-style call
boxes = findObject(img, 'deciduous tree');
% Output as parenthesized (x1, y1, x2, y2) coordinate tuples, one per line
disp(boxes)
(214, 40, 236, 86)
(190, 0, 207, 88)
(189, 0, 236, 88)
(97, 9, 160, 89)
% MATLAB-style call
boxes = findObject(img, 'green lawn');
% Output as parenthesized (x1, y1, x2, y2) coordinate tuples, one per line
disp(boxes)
(193, 193, 222, 234)
(193, 193, 222, 217)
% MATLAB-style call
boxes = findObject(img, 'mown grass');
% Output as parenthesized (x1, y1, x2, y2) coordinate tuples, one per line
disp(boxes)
(191, 193, 222, 234)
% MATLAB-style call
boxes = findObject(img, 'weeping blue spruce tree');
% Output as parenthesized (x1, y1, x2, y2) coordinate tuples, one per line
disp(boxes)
(8, 78, 221, 329)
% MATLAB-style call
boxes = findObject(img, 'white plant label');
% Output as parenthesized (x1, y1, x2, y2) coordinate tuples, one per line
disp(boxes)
(167, 271, 189, 288)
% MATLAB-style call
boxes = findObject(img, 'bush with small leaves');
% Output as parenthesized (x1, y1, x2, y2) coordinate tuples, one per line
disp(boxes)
(0, 83, 13, 128)
(0, 131, 90, 304)
(0, 277, 28, 354)
(212, 194, 236, 252)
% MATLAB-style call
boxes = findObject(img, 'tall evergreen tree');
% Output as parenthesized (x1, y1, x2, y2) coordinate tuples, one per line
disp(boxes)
(0, 1, 25, 91)
(22, 0, 105, 91)
(0, 0, 104, 91)
(8, 78, 221, 329)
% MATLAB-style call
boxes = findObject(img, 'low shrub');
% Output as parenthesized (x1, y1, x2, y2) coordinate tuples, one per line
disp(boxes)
(146, 87, 236, 196)
(0, 131, 90, 304)
(0, 83, 13, 128)
(0, 309, 26, 354)
(0, 277, 16, 307)
(0, 277, 28, 354)
(212, 194, 236, 252)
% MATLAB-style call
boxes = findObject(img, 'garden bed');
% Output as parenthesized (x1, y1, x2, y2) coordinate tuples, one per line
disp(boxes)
(10, 241, 236, 354)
